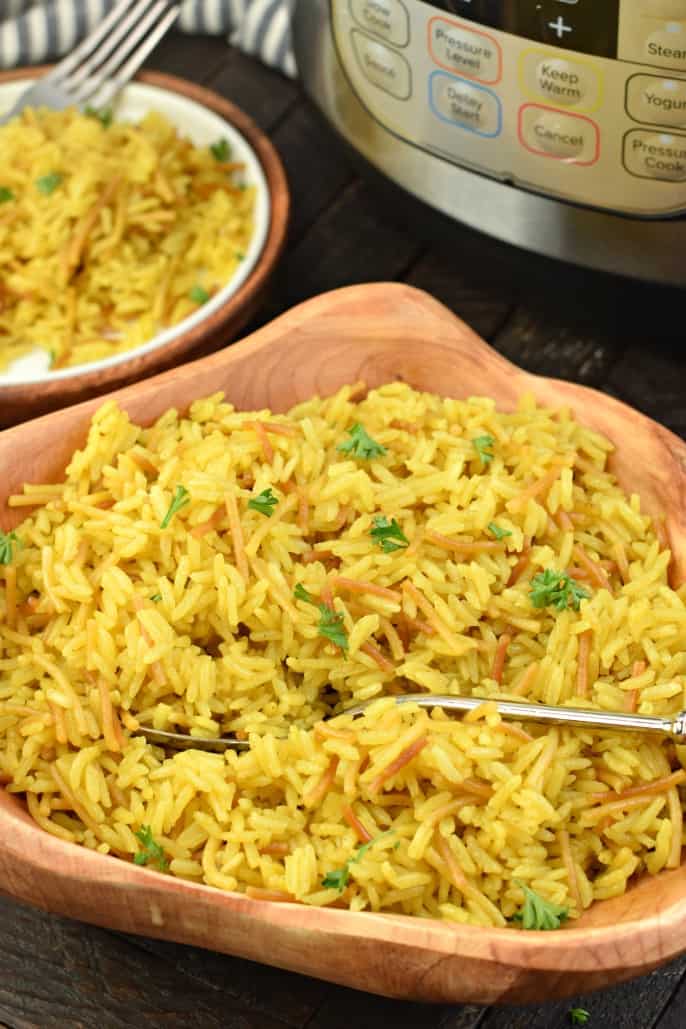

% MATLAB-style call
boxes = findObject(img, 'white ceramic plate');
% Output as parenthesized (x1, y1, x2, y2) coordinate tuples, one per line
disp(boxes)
(0, 79, 271, 386)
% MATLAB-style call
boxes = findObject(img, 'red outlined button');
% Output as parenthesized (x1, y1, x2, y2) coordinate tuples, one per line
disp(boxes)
(518, 103, 600, 165)
(428, 16, 502, 85)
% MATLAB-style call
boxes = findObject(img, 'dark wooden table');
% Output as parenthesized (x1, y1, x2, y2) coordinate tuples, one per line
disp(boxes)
(2, 32, 686, 1029)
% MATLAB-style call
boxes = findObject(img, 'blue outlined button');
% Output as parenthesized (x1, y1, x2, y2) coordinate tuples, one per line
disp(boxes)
(429, 70, 502, 137)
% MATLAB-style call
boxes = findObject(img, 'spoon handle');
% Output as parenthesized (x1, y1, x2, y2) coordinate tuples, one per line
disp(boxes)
(343, 694, 686, 740)
(137, 694, 686, 753)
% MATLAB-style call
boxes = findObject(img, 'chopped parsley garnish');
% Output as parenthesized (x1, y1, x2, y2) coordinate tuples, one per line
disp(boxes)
(149, 593, 162, 602)
(235, 250, 245, 260)
(160, 485, 190, 528)
(294, 583, 312, 604)
(189, 285, 210, 304)
(36, 172, 62, 195)
(84, 105, 113, 127)
(133, 826, 169, 871)
(488, 522, 512, 540)
(0, 530, 20, 564)
(317, 606, 348, 652)
(247, 487, 278, 518)
(512, 881, 569, 930)
(370, 515, 409, 554)
(529, 569, 590, 613)
(210, 138, 232, 161)
(321, 831, 394, 892)
(321, 866, 350, 892)
(569, 1010, 590, 1027)
(293, 583, 349, 652)
(337, 423, 387, 461)
(472, 434, 495, 466)
(0, 187, 13, 203)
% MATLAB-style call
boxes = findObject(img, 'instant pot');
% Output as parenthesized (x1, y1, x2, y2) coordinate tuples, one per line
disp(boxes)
(291, 1, 686, 286)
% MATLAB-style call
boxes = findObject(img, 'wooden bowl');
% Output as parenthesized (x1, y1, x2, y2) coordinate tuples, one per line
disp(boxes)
(0, 68, 289, 428)
(1, 283, 685, 1005)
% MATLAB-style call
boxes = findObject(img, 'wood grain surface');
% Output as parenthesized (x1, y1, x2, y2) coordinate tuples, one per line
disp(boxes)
(0, 68, 290, 427)
(0, 29, 685, 1029)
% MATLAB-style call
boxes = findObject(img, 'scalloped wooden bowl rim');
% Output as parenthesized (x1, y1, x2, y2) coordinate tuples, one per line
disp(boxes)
(1, 283, 685, 1005)
(0, 66, 289, 420)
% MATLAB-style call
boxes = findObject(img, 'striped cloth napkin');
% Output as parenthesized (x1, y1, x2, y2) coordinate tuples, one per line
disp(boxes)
(0, 0, 296, 77)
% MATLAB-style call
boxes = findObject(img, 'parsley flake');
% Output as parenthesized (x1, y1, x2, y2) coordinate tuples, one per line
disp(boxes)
(84, 105, 113, 127)
(512, 880, 569, 931)
(317, 606, 348, 653)
(149, 593, 162, 602)
(569, 1010, 590, 1027)
(293, 583, 349, 651)
(488, 522, 512, 541)
(133, 826, 169, 871)
(294, 583, 313, 604)
(321, 831, 394, 892)
(0, 187, 13, 203)
(189, 285, 210, 304)
(321, 865, 350, 892)
(338, 423, 386, 461)
(0, 530, 20, 565)
(247, 487, 278, 518)
(529, 569, 590, 613)
(160, 485, 190, 529)
(370, 515, 409, 554)
(210, 138, 232, 161)
(472, 434, 495, 466)
(36, 172, 62, 195)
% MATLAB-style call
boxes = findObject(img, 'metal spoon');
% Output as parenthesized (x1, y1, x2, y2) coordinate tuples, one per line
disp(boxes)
(136, 694, 686, 753)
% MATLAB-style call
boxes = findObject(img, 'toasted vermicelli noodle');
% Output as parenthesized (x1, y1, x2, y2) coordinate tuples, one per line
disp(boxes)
(1, 383, 685, 925)
(0, 108, 254, 371)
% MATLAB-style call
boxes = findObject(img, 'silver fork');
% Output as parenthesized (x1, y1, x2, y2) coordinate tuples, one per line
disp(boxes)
(0, 0, 180, 126)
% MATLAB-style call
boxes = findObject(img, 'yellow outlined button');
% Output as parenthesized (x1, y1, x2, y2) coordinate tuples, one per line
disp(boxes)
(519, 48, 603, 114)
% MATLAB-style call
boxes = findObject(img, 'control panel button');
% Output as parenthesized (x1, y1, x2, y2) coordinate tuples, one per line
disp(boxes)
(534, 58, 592, 106)
(350, 0, 409, 49)
(351, 29, 411, 100)
(518, 104, 600, 164)
(640, 1, 686, 16)
(428, 17, 502, 85)
(429, 72, 502, 137)
(519, 51, 602, 111)
(626, 73, 686, 126)
(623, 128, 686, 179)
(645, 23, 686, 71)
(547, 16, 573, 42)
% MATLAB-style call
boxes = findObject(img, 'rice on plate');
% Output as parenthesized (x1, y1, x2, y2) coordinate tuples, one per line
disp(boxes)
(0, 105, 255, 373)
(1, 381, 685, 929)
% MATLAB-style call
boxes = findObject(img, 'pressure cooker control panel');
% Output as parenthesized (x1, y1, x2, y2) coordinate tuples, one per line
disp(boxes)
(331, 0, 686, 216)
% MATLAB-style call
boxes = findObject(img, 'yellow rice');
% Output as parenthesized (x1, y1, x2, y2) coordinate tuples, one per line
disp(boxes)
(0, 108, 254, 370)
(1, 382, 685, 926)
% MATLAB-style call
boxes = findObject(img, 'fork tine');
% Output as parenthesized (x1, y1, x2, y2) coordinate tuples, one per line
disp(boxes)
(46, 0, 139, 84)
(64, 0, 160, 94)
(0, 0, 178, 125)
(88, 7, 181, 110)
(70, 2, 179, 107)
